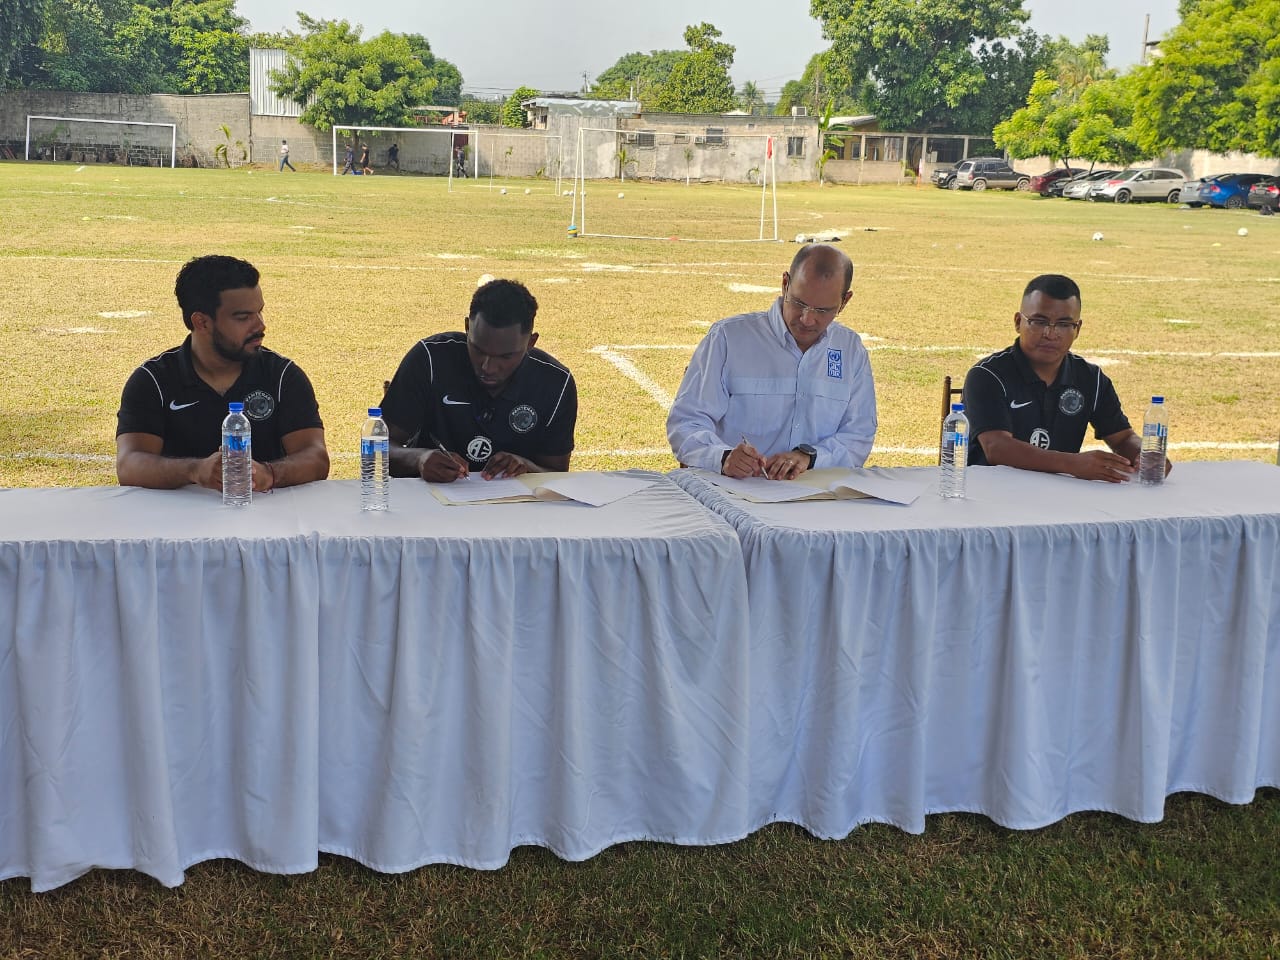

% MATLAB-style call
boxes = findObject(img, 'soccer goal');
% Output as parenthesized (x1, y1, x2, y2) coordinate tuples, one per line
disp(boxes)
(570, 126, 779, 243)
(25, 115, 176, 167)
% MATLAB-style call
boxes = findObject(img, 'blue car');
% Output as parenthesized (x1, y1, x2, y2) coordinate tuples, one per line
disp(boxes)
(1198, 173, 1271, 209)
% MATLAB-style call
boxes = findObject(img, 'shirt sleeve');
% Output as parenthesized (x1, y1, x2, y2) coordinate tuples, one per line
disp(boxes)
(379, 344, 434, 445)
(813, 341, 876, 469)
(116, 365, 165, 438)
(540, 372, 577, 457)
(276, 362, 324, 437)
(1090, 370, 1131, 438)
(962, 364, 1011, 441)
(666, 326, 733, 471)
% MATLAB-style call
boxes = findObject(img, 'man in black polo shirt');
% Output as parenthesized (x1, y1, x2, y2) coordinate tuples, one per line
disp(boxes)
(963, 273, 1171, 482)
(381, 278, 577, 483)
(116, 255, 330, 491)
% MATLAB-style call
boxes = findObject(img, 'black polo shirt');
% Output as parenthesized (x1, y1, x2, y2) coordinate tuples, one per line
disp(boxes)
(963, 341, 1130, 466)
(116, 336, 324, 462)
(380, 333, 577, 468)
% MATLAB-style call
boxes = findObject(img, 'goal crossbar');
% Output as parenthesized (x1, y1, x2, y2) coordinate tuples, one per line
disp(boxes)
(25, 115, 177, 167)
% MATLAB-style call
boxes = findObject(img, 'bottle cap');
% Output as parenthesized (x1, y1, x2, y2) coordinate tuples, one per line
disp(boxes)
(951, 403, 964, 412)
(228, 402, 244, 413)
(368, 407, 382, 417)
(1152, 396, 1164, 403)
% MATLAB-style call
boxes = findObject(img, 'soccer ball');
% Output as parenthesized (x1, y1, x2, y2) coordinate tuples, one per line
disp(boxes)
(500, 188, 507, 195)
(1091, 232, 1104, 241)
(617, 192, 625, 199)
(524, 188, 531, 195)
(477, 273, 495, 287)
(1238, 227, 1249, 237)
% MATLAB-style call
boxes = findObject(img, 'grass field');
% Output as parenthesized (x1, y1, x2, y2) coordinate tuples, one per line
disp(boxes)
(1, 161, 1278, 957)
(0, 161, 1277, 488)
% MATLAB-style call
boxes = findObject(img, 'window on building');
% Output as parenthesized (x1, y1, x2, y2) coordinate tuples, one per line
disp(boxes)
(704, 127, 724, 145)
(787, 136, 805, 158)
(635, 130, 655, 149)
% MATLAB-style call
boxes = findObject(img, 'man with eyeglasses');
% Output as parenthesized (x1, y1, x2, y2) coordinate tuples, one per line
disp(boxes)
(963, 273, 1169, 481)
(380, 278, 577, 482)
(667, 243, 876, 479)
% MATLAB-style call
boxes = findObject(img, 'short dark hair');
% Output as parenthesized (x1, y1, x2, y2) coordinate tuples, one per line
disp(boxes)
(790, 243, 854, 296)
(1023, 274, 1082, 306)
(174, 255, 259, 330)
(469, 279, 538, 334)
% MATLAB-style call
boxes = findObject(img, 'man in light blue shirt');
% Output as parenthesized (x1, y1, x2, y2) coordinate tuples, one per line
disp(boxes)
(667, 243, 876, 479)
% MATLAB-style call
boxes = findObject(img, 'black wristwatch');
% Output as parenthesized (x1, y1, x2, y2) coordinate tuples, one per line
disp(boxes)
(793, 444, 817, 469)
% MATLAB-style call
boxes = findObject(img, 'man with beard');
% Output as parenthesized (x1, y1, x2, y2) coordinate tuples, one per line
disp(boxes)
(115, 255, 329, 491)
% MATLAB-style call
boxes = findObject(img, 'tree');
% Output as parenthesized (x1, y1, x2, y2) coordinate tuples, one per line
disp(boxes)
(811, 0, 1042, 131)
(1130, 0, 1280, 157)
(460, 96, 501, 125)
(1067, 76, 1142, 166)
(993, 71, 1075, 163)
(502, 85, 539, 128)
(0, 0, 47, 82)
(405, 33, 462, 105)
(738, 80, 764, 115)
(650, 22, 736, 113)
(589, 49, 684, 102)
(774, 51, 864, 117)
(270, 16, 444, 131)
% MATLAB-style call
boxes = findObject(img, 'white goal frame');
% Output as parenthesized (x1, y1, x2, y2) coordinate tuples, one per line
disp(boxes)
(571, 126, 778, 243)
(25, 115, 177, 167)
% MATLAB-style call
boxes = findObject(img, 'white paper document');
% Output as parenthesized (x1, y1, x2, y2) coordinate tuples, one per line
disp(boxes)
(428, 472, 656, 507)
(699, 466, 930, 505)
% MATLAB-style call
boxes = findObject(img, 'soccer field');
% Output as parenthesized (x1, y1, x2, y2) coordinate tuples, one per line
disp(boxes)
(1, 162, 1276, 487)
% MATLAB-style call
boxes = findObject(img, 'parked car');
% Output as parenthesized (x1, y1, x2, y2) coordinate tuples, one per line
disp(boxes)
(1030, 167, 1079, 195)
(1199, 173, 1271, 209)
(1247, 176, 1280, 211)
(1179, 177, 1213, 206)
(953, 158, 1031, 191)
(1088, 168, 1186, 203)
(931, 157, 1002, 189)
(1062, 169, 1118, 200)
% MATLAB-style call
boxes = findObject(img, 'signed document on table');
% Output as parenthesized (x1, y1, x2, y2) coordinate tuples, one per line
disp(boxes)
(696, 466, 929, 505)
(428, 471, 656, 507)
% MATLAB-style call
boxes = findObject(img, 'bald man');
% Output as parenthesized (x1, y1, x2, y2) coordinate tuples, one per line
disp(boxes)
(667, 243, 877, 479)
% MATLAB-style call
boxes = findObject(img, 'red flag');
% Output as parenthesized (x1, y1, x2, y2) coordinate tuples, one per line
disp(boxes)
(767, 136, 773, 158)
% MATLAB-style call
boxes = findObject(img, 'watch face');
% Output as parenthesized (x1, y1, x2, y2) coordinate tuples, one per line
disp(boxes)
(797, 444, 816, 456)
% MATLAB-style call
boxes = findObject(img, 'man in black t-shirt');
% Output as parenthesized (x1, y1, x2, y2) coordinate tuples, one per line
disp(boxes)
(381, 279, 577, 483)
(116, 255, 330, 492)
(963, 273, 1170, 482)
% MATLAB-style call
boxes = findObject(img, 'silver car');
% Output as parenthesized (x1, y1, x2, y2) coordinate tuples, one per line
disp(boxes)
(1088, 168, 1186, 203)
(1062, 169, 1118, 200)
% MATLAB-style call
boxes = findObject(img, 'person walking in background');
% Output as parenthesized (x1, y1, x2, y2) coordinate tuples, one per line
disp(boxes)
(341, 142, 355, 175)
(360, 143, 373, 175)
(387, 142, 400, 171)
(278, 139, 296, 172)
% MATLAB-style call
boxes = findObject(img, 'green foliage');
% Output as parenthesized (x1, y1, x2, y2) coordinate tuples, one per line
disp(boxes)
(737, 80, 764, 115)
(1067, 75, 1142, 165)
(502, 85, 539, 128)
(460, 96, 501, 125)
(589, 49, 684, 102)
(994, 71, 1072, 161)
(811, 0, 1045, 132)
(269, 16, 446, 131)
(405, 33, 461, 105)
(0, 0, 47, 82)
(1130, 0, 1280, 157)
(773, 52, 864, 118)
(211, 122, 245, 167)
(649, 22, 736, 114)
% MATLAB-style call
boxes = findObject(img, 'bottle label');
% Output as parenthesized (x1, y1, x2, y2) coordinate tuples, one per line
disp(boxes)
(361, 438, 388, 456)
(947, 432, 966, 448)
(224, 435, 250, 453)
(1143, 423, 1167, 439)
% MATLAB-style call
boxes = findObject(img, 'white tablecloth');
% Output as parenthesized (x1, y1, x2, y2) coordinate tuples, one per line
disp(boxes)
(0, 476, 751, 891)
(672, 462, 1280, 837)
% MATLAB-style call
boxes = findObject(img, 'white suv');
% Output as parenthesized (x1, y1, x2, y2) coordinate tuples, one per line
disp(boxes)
(1088, 168, 1187, 203)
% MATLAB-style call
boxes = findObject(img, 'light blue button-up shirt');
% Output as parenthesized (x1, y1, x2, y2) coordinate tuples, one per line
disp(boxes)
(667, 298, 877, 471)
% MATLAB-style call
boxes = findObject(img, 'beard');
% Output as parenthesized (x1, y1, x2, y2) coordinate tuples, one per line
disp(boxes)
(212, 327, 262, 362)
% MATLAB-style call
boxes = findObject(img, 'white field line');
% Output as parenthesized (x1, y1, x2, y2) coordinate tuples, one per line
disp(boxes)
(8, 439, 1277, 465)
(588, 345, 675, 409)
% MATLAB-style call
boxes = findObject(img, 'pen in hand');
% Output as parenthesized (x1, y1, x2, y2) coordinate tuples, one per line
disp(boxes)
(435, 441, 469, 478)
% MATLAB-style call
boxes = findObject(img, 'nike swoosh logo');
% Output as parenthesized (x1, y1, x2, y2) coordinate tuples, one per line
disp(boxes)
(442, 396, 470, 406)
(1010, 400, 1033, 409)
(169, 400, 198, 410)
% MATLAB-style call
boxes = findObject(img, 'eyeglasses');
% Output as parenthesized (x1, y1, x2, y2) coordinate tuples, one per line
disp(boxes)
(1023, 317, 1080, 333)
(783, 293, 841, 320)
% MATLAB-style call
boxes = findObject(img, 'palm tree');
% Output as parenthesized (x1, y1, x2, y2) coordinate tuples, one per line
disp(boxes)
(738, 81, 764, 116)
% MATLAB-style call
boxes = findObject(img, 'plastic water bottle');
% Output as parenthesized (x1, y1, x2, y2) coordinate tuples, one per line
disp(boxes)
(361, 407, 390, 511)
(1139, 396, 1168, 485)
(940, 402, 969, 499)
(221, 401, 252, 506)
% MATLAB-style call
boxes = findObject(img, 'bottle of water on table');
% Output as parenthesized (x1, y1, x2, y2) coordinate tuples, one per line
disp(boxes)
(221, 401, 252, 506)
(1139, 396, 1168, 486)
(940, 402, 969, 499)
(361, 407, 390, 511)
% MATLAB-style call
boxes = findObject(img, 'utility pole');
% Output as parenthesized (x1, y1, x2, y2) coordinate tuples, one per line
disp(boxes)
(1141, 14, 1150, 64)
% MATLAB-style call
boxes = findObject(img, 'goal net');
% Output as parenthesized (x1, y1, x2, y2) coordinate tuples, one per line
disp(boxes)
(332, 124, 563, 194)
(25, 116, 177, 167)
(570, 126, 779, 242)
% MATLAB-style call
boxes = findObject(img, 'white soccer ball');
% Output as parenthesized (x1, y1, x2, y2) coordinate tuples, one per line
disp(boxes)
(1091, 232, 1104, 241)
(795, 233, 806, 243)
(500, 188, 507, 195)
(1238, 227, 1249, 237)
(524, 188, 531, 195)
(617, 192, 625, 199)
(477, 273, 495, 287)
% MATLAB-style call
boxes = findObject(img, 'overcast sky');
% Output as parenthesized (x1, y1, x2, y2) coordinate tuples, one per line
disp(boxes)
(234, 0, 1181, 100)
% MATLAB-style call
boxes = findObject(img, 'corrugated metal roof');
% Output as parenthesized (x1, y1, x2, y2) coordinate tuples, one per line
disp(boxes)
(250, 48, 302, 118)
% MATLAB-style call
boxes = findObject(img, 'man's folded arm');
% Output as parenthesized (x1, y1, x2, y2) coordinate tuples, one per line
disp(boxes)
(271, 427, 329, 487)
(116, 432, 207, 489)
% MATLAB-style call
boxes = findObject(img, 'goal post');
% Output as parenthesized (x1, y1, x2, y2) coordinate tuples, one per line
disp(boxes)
(571, 126, 778, 242)
(25, 115, 176, 167)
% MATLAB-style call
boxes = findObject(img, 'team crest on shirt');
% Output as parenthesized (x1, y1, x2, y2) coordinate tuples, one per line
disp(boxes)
(509, 404, 538, 434)
(1058, 387, 1084, 416)
(1030, 427, 1051, 449)
(827, 349, 843, 379)
(242, 389, 275, 420)
(467, 436, 493, 463)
